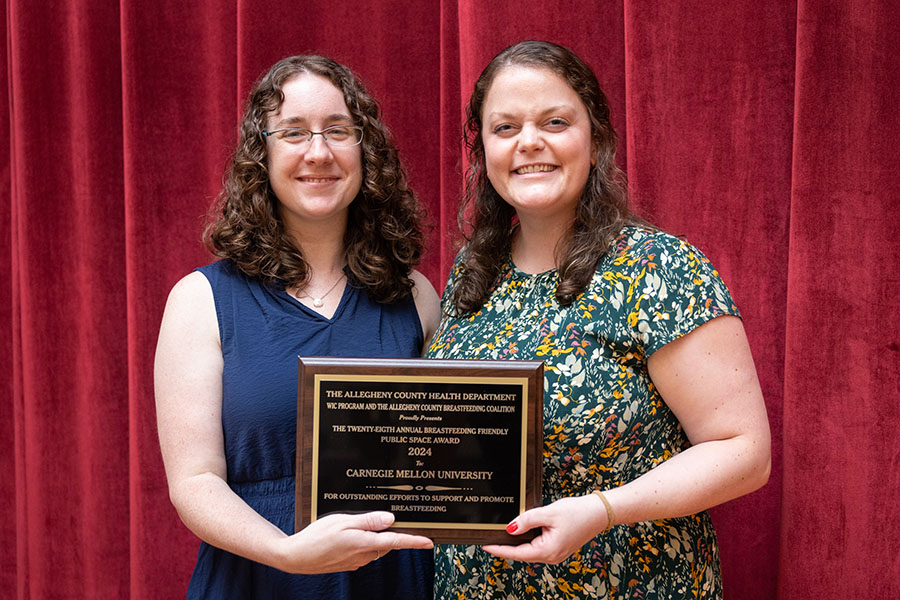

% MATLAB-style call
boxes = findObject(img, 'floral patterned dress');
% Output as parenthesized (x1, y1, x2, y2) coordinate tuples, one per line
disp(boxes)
(425, 226, 739, 599)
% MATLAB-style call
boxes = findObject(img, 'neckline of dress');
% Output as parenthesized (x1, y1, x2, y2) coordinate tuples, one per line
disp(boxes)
(276, 268, 353, 322)
(506, 255, 558, 280)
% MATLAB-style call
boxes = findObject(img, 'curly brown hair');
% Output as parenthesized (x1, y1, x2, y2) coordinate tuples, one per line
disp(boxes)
(204, 55, 424, 303)
(451, 41, 642, 314)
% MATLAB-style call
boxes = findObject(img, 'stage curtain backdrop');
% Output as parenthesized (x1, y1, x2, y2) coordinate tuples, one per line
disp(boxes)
(3, 0, 899, 597)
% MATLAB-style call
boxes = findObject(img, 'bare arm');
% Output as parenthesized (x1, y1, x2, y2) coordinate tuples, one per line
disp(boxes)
(154, 272, 433, 574)
(410, 269, 441, 353)
(485, 315, 771, 563)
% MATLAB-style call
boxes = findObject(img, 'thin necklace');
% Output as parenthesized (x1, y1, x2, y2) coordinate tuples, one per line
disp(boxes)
(296, 272, 345, 308)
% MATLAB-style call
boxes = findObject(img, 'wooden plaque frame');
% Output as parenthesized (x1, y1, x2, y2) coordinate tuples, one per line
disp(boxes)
(296, 357, 543, 545)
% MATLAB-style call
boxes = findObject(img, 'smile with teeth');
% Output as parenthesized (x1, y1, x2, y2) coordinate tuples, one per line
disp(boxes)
(299, 176, 338, 183)
(514, 164, 556, 174)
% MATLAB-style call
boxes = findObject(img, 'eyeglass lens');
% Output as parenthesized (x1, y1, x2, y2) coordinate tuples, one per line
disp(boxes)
(274, 126, 361, 146)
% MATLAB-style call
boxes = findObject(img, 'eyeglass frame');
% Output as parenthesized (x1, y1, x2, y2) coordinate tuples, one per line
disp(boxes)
(261, 124, 364, 148)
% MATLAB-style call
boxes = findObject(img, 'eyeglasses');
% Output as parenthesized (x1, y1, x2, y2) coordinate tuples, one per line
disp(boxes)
(261, 125, 364, 148)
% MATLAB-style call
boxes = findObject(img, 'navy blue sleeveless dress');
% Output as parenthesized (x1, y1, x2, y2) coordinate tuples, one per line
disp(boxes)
(187, 259, 434, 599)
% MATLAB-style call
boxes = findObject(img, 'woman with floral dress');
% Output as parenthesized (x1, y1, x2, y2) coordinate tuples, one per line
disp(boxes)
(426, 40, 771, 599)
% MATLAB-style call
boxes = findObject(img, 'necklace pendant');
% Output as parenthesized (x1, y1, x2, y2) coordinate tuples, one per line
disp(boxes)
(313, 298, 324, 307)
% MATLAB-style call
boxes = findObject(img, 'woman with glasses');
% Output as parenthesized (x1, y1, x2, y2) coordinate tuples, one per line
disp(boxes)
(426, 41, 771, 599)
(155, 55, 439, 598)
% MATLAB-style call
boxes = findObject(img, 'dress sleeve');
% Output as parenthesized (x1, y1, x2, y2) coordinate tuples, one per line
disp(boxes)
(625, 232, 740, 356)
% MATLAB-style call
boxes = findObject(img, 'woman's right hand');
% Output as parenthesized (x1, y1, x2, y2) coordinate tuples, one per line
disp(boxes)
(275, 511, 433, 574)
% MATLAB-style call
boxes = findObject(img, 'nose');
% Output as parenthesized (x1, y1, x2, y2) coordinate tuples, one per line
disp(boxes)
(517, 123, 544, 152)
(303, 133, 334, 162)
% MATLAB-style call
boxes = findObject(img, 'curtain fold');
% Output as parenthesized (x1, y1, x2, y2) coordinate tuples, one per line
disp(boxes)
(7, 0, 130, 597)
(622, 3, 796, 596)
(780, 0, 900, 596)
(437, 0, 461, 270)
(4, 1, 898, 598)
(120, 1, 239, 594)
(2, 2, 15, 594)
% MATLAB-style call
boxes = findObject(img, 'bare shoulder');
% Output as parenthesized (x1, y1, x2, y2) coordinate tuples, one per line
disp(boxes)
(409, 270, 441, 348)
(166, 270, 215, 311)
(155, 270, 221, 375)
(159, 271, 218, 336)
(409, 269, 438, 298)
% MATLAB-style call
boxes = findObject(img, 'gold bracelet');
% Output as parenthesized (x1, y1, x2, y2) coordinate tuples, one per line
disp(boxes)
(592, 490, 616, 530)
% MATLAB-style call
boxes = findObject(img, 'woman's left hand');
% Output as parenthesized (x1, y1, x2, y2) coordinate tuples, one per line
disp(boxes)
(482, 494, 608, 564)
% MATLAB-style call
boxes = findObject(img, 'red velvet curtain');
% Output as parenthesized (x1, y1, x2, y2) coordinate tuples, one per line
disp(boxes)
(4, 1, 899, 597)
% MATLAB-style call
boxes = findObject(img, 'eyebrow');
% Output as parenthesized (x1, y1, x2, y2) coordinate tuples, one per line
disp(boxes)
(272, 113, 353, 129)
(486, 105, 578, 121)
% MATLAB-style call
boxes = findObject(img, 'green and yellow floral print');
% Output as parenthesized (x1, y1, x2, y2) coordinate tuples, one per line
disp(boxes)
(426, 226, 739, 599)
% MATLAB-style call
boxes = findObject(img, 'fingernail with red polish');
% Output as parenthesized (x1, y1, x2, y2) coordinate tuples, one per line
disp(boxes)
(506, 521, 518, 533)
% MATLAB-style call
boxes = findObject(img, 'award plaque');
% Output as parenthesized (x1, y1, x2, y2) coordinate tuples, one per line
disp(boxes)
(296, 357, 543, 545)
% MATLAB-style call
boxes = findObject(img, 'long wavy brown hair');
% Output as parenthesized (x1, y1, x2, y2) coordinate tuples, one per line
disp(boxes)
(451, 40, 642, 313)
(204, 55, 424, 303)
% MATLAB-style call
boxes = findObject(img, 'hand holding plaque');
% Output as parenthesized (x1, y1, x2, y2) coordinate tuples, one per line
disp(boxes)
(296, 358, 543, 545)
